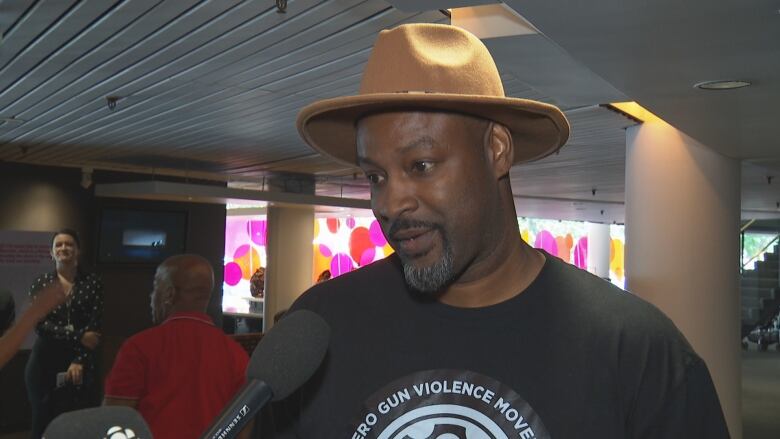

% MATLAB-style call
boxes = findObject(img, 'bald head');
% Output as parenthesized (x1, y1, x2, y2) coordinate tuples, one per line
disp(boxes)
(151, 254, 214, 323)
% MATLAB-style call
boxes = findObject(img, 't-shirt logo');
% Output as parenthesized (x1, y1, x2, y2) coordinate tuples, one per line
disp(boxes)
(350, 370, 550, 439)
(410, 422, 467, 438)
(104, 426, 138, 439)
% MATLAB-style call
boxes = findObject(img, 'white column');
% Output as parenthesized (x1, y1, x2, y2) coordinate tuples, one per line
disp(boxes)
(264, 204, 314, 331)
(586, 222, 611, 280)
(625, 121, 741, 438)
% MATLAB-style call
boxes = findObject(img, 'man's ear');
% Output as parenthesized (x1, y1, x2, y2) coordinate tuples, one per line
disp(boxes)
(484, 122, 514, 179)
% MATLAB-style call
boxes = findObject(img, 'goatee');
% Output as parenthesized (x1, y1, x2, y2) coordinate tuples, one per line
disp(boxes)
(387, 218, 457, 294)
(401, 242, 455, 294)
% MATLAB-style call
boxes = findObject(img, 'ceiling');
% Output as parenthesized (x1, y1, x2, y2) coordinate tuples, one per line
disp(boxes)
(0, 0, 778, 223)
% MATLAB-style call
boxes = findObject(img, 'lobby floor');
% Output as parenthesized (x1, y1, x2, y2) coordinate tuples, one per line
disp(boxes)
(742, 349, 780, 439)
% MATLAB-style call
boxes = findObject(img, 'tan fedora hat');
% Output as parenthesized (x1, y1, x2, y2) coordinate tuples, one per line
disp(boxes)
(296, 23, 570, 167)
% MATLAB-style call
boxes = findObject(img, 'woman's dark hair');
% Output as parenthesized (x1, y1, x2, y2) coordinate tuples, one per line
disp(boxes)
(52, 228, 81, 248)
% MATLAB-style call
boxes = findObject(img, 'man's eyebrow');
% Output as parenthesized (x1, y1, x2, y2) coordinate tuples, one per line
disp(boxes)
(400, 136, 439, 154)
(358, 136, 440, 165)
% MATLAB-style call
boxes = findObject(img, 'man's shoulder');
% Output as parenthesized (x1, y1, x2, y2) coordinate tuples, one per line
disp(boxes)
(544, 255, 653, 313)
(119, 320, 247, 356)
(543, 256, 692, 348)
(291, 255, 403, 313)
(541, 257, 704, 397)
(119, 320, 181, 350)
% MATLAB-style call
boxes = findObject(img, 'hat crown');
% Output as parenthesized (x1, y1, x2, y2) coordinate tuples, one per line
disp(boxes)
(359, 24, 505, 97)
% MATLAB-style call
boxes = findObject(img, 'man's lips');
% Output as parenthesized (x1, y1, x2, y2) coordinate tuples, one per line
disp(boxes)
(390, 227, 431, 241)
(391, 227, 437, 257)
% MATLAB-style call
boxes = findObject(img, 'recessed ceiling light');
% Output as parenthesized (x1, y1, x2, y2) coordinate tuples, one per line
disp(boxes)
(694, 80, 751, 90)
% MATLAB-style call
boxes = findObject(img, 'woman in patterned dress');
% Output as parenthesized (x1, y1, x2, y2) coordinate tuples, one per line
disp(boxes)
(24, 229, 104, 438)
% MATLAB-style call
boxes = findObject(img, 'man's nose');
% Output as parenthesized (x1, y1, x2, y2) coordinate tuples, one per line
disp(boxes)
(375, 176, 418, 222)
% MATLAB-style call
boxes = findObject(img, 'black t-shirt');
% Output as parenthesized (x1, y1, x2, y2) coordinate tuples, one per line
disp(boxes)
(260, 253, 729, 438)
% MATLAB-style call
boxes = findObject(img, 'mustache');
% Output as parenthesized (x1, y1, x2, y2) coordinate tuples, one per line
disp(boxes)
(386, 218, 442, 240)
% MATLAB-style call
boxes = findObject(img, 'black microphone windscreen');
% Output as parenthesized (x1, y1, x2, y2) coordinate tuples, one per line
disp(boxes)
(248, 309, 330, 401)
(43, 406, 152, 438)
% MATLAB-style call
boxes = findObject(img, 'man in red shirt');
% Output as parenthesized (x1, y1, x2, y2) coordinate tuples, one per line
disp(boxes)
(104, 254, 251, 439)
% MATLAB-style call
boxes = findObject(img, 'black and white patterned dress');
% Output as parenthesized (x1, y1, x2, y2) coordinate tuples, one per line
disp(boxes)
(24, 269, 104, 438)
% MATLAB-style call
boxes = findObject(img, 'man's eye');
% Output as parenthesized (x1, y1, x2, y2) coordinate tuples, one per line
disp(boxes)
(412, 161, 434, 173)
(366, 173, 384, 185)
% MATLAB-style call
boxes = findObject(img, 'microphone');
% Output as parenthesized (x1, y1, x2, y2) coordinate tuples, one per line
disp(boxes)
(200, 309, 330, 439)
(43, 406, 152, 438)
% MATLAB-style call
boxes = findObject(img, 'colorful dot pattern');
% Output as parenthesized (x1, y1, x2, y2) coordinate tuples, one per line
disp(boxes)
(519, 217, 625, 287)
(222, 215, 626, 312)
(312, 217, 392, 281)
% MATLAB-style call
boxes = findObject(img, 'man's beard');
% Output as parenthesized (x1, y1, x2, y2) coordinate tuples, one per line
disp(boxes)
(388, 219, 455, 294)
(402, 240, 454, 294)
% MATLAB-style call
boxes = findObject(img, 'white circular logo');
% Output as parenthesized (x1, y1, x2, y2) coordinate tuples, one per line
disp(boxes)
(377, 404, 507, 439)
(349, 370, 549, 439)
(105, 426, 137, 439)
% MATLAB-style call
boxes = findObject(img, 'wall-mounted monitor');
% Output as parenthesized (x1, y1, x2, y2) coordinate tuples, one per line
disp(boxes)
(98, 208, 187, 264)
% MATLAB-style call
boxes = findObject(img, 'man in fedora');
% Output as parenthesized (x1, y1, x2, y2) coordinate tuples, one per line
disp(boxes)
(262, 23, 728, 438)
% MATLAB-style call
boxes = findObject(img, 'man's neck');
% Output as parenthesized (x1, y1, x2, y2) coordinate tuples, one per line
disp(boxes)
(437, 238, 545, 309)
(170, 303, 208, 316)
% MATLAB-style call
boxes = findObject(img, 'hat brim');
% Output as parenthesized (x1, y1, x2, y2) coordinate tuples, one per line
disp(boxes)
(296, 93, 570, 167)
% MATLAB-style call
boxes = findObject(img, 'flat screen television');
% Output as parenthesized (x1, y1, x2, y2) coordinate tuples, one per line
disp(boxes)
(98, 208, 187, 264)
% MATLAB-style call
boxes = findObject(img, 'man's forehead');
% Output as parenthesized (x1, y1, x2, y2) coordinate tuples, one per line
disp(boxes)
(357, 133, 440, 166)
(356, 111, 489, 159)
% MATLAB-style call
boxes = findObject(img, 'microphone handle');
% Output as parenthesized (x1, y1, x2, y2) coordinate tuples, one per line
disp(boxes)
(200, 380, 273, 439)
